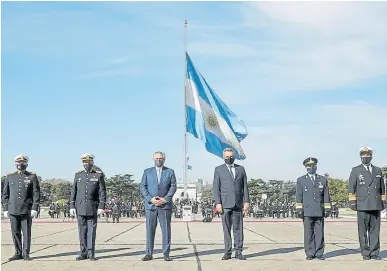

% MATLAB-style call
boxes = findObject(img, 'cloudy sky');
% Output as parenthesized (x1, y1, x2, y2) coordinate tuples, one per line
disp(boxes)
(2, 1, 386, 183)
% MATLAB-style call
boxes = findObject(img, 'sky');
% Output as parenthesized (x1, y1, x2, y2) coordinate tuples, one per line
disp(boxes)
(1, 1, 387, 183)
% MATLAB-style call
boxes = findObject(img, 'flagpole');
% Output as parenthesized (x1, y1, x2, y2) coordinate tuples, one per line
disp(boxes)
(184, 20, 188, 199)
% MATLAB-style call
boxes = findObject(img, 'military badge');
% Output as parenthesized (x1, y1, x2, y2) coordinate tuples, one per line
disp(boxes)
(24, 179, 30, 184)
(90, 178, 98, 182)
(376, 175, 381, 178)
(318, 182, 323, 189)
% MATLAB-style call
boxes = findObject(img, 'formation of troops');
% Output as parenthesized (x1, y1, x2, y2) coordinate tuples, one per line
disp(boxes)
(1, 146, 386, 262)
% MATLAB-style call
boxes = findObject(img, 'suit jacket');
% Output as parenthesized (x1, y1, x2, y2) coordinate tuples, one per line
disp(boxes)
(348, 164, 386, 211)
(296, 174, 331, 217)
(213, 164, 250, 209)
(140, 166, 177, 210)
(2, 171, 40, 215)
(70, 169, 107, 216)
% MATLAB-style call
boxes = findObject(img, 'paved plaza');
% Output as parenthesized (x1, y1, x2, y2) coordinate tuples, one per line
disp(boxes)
(1, 217, 386, 271)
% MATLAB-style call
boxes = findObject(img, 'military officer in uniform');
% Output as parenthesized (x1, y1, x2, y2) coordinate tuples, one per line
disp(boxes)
(2, 154, 40, 261)
(296, 157, 331, 260)
(348, 146, 386, 260)
(70, 153, 106, 261)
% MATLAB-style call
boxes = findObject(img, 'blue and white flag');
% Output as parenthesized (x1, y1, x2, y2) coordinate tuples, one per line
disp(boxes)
(185, 53, 248, 160)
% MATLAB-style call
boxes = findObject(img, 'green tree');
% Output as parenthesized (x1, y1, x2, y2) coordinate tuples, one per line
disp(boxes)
(40, 182, 53, 205)
(52, 182, 72, 202)
(201, 184, 213, 201)
(382, 166, 387, 178)
(327, 178, 348, 206)
(105, 174, 138, 202)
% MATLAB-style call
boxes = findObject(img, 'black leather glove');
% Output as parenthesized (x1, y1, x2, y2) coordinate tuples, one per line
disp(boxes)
(296, 208, 304, 219)
(324, 209, 331, 218)
(349, 200, 357, 211)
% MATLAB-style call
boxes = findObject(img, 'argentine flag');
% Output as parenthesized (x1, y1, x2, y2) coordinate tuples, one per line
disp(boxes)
(185, 53, 248, 160)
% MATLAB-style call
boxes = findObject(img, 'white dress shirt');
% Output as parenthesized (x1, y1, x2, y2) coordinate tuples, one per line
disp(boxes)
(227, 164, 236, 179)
(155, 166, 163, 183)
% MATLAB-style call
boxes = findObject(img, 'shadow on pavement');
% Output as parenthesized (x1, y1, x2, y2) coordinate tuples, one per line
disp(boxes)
(245, 247, 304, 259)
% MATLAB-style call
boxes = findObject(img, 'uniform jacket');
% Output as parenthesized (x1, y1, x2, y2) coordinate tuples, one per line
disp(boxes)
(296, 174, 331, 217)
(140, 166, 177, 210)
(70, 169, 106, 216)
(213, 164, 250, 209)
(2, 171, 40, 215)
(348, 164, 386, 211)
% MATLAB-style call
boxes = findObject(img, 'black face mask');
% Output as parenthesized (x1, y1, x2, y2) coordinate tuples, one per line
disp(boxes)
(83, 163, 93, 172)
(225, 157, 235, 165)
(361, 156, 372, 165)
(16, 164, 27, 171)
(155, 159, 165, 167)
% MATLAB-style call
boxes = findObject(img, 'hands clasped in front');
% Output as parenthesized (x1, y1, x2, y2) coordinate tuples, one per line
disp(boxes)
(215, 203, 249, 214)
(150, 197, 167, 207)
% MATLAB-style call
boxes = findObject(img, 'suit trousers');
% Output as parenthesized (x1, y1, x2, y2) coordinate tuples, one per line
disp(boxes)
(9, 214, 32, 256)
(221, 206, 244, 255)
(357, 210, 380, 257)
(77, 215, 98, 257)
(145, 209, 172, 255)
(303, 217, 325, 257)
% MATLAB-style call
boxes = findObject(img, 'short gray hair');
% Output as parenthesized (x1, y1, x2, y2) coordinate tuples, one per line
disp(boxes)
(153, 151, 166, 159)
(223, 148, 234, 154)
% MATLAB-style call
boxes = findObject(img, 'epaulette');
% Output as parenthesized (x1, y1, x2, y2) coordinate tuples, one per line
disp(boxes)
(95, 170, 102, 173)
(7, 172, 14, 175)
(76, 170, 83, 173)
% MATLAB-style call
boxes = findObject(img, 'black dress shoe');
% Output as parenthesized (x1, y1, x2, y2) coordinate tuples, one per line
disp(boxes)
(89, 257, 98, 261)
(222, 254, 231, 260)
(362, 256, 370, 260)
(370, 255, 381, 260)
(23, 254, 32, 261)
(235, 253, 247, 260)
(8, 254, 23, 261)
(306, 256, 314, 260)
(163, 255, 172, 261)
(76, 255, 88, 261)
(315, 256, 325, 260)
(142, 254, 153, 261)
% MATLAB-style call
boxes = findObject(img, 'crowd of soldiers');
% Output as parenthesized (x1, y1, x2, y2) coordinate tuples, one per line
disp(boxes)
(172, 198, 199, 218)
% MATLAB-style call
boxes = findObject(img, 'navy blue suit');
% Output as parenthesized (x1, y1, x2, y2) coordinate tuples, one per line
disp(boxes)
(140, 166, 177, 256)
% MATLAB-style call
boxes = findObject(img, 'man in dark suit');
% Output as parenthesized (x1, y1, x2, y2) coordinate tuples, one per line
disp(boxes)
(213, 148, 250, 260)
(2, 154, 40, 261)
(348, 146, 386, 260)
(70, 153, 106, 261)
(140, 151, 177, 262)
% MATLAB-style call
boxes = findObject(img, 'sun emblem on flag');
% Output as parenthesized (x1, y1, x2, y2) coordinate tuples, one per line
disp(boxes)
(204, 113, 219, 129)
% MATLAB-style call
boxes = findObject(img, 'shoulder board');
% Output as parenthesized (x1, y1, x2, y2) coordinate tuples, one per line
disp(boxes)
(7, 172, 14, 175)
(76, 170, 83, 173)
(29, 172, 36, 175)
(95, 170, 102, 173)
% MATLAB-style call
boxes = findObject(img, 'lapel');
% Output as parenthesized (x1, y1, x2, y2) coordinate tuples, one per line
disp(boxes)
(234, 164, 240, 181)
(158, 167, 167, 187)
(152, 167, 158, 186)
(370, 165, 377, 186)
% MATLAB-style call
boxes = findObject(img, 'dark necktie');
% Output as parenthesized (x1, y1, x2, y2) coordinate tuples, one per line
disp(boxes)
(229, 166, 235, 180)
(367, 165, 371, 176)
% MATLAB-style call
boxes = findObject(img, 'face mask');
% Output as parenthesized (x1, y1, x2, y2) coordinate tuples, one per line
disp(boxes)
(307, 166, 317, 175)
(361, 156, 372, 165)
(83, 163, 93, 172)
(155, 159, 164, 167)
(16, 164, 27, 171)
(225, 157, 235, 165)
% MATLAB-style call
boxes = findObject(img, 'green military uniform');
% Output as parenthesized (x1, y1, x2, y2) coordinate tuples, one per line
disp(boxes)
(296, 157, 331, 260)
(348, 146, 386, 260)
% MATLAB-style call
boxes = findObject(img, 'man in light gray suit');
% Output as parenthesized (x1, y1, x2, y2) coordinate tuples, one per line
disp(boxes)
(140, 151, 177, 262)
(213, 148, 250, 260)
